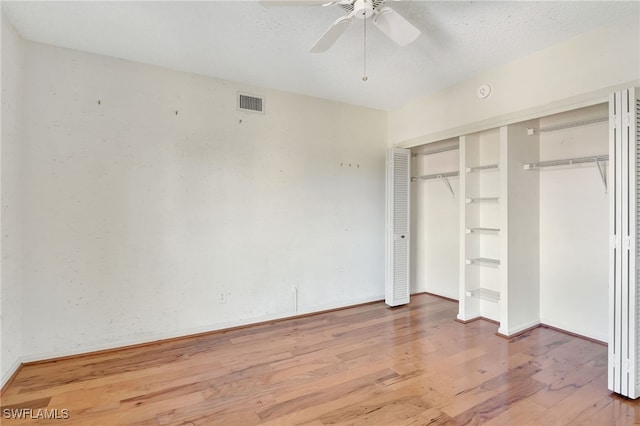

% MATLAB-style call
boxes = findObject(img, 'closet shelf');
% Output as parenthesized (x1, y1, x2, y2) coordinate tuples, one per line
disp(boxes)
(526, 115, 608, 135)
(466, 258, 500, 267)
(412, 145, 459, 157)
(522, 154, 608, 170)
(467, 288, 500, 302)
(467, 163, 499, 172)
(466, 227, 500, 234)
(466, 197, 500, 204)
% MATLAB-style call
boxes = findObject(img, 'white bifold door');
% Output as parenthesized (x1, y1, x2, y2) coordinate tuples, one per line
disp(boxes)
(386, 148, 410, 307)
(609, 87, 640, 399)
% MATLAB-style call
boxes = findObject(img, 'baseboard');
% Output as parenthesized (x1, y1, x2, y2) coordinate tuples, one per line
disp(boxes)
(1, 358, 23, 396)
(452, 318, 606, 345)
(20, 296, 385, 367)
(455, 317, 480, 324)
(539, 317, 607, 345)
(496, 320, 542, 339)
(496, 323, 541, 340)
(423, 291, 459, 303)
(540, 323, 607, 346)
(454, 316, 499, 326)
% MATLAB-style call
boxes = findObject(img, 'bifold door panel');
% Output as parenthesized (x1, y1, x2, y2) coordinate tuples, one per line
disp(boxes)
(386, 148, 410, 307)
(609, 87, 640, 399)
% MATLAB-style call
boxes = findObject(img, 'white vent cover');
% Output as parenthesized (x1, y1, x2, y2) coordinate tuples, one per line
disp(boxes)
(238, 92, 265, 113)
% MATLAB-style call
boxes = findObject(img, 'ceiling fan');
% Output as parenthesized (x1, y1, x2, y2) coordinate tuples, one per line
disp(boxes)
(262, 0, 421, 53)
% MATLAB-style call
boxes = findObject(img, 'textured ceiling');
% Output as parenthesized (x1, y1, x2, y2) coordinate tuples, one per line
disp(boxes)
(2, 1, 639, 110)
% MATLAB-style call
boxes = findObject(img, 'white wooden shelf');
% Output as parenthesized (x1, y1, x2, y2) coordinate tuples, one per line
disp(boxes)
(467, 288, 500, 302)
(467, 163, 499, 173)
(466, 197, 500, 203)
(466, 257, 500, 267)
(466, 227, 500, 234)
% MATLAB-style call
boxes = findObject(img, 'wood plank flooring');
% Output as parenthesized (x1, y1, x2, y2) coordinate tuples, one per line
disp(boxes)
(1, 294, 638, 425)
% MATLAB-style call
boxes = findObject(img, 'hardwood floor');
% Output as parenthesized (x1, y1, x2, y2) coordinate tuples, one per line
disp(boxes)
(1, 294, 638, 425)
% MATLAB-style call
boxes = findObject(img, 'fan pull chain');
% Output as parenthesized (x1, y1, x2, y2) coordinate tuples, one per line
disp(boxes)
(362, 10, 368, 81)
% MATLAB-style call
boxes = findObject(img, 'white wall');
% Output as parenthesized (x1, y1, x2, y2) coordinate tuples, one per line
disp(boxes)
(17, 41, 387, 361)
(538, 104, 609, 342)
(1, 13, 25, 386)
(389, 16, 640, 147)
(410, 142, 459, 299)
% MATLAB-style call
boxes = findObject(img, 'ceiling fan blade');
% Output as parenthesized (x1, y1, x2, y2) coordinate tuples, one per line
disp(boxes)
(372, 6, 420, 46)
(259, 0, 331, 7)
(309, 15, 353, 53)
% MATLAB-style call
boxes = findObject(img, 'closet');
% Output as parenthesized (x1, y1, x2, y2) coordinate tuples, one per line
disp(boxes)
(409, 104, 609, 339)
(410, 140, 459, 300)
(399, 93, 640, 399)
(537, 104, 609, 340)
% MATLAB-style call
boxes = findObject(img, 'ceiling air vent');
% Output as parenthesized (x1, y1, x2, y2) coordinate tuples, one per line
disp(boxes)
(238, 92, 265, 114)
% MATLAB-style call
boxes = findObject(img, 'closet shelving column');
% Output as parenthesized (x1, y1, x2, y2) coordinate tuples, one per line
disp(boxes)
(458, 129, 501, 323)
(458, 125, 540, 336)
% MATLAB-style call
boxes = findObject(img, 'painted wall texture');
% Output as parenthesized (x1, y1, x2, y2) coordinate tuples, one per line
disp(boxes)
(1, 13, 25, 385)
(13, 39, 387, 364)
(389, 16, 640, 146)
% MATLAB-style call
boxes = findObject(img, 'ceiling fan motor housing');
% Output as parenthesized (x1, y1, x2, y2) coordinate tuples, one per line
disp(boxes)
(353, 0, 374, 19)
(309, 0, 420, 53)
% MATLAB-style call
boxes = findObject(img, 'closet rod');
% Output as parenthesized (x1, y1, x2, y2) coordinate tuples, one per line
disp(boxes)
(411, 171, 459, 181)
(412, 144, 459, 157)
(523, 154, 609, 192)
(411, 171, 458, 198)
(522, 154, 608, 170)
(527, 115, 608, 135)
